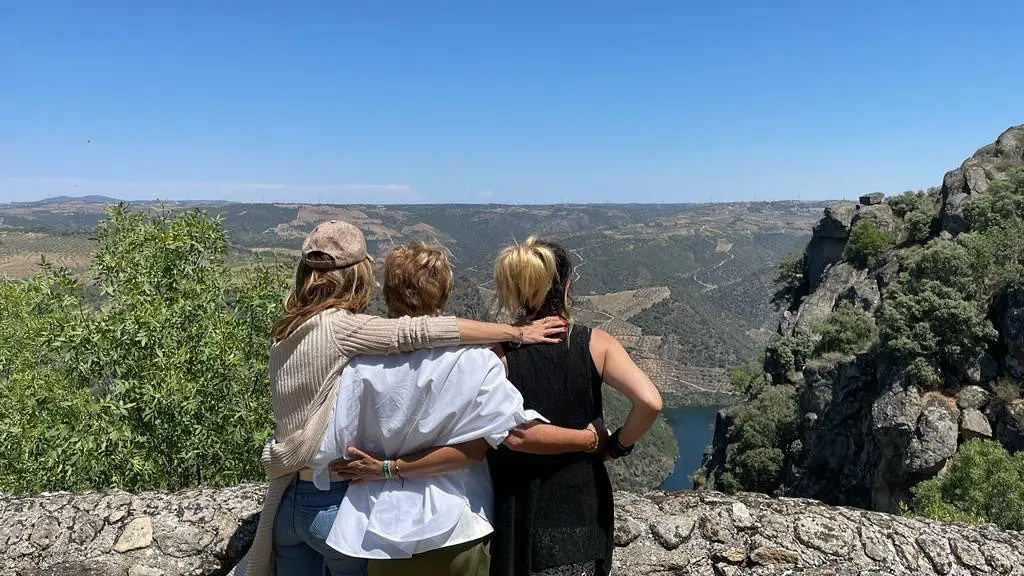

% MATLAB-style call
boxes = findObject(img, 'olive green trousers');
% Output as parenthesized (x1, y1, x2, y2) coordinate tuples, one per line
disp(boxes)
(367, 537, 490, 576)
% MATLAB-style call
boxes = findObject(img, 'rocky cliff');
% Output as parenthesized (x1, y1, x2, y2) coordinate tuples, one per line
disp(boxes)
(697, 124, 1024, 513)
(4, 484, 1024, 576)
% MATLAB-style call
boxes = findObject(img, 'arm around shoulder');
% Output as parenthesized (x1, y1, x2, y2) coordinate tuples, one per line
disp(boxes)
(331, 313, 461, 356)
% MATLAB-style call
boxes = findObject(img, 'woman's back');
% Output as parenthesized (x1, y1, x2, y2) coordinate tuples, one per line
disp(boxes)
(488, 324, 613, 576)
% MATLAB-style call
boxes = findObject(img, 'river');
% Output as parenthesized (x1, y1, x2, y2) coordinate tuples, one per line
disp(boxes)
(659, 405, 722, 491)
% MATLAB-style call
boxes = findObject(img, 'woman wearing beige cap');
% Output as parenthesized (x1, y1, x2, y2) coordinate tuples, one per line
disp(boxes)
(231, 221, 565, 576)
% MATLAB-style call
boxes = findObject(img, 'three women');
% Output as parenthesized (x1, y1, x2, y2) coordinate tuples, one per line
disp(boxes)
(235, 220, 662, 576)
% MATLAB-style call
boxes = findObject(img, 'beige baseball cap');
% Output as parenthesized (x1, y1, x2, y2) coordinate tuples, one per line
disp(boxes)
(301, 220, 371, 269)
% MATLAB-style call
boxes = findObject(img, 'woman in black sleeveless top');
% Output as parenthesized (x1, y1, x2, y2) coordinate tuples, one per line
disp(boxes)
(488, 238, 664, 576)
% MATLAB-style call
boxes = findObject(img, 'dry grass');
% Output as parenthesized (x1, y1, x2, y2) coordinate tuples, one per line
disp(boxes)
(0, 232, 94, 279)
(581, 286, 670, 320)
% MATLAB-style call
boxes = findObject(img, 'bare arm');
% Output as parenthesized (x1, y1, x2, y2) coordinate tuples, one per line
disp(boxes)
(502, 421, 600, 455)
(591, 328, 663, 447)
(331, 440, 490, 481)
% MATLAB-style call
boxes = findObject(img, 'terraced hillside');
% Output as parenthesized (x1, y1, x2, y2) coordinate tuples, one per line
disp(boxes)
(0, 198, 824, 405)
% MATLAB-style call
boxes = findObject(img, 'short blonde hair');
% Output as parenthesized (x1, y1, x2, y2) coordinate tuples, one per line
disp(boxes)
(493, 236, 559, 320)
(271, 256, 375, 341)
(384, 242, 454, 317)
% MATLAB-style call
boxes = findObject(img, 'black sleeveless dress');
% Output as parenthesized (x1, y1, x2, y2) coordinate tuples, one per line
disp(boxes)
(488, 325, 614, 576)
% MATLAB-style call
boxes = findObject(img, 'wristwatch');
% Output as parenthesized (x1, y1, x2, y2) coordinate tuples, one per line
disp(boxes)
(606, 428, 634, 459)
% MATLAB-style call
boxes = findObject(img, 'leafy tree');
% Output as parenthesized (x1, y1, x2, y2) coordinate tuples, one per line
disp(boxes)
(910, 440, 1024, 530)
(720, 385, 799, 494)
(889, 188, 939, 243)
(0, 205, 287, 494)
(728, 353, 767, 398)
(878, 237, 997, 387)
(845, 220, 895, 269)
(771, 253, 807, 308)
(815, 301, 877, 355)
(962, 169, 1024, 289)
(964, 168, 1024, 232)
(764, 333, 814, 384)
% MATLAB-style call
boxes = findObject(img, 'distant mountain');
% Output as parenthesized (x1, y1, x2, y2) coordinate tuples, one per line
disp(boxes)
(6, 195, 123, 207)
(1, 197, 826, 404)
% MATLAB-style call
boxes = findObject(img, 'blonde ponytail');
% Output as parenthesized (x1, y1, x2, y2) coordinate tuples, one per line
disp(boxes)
(494, 236, 557, 320)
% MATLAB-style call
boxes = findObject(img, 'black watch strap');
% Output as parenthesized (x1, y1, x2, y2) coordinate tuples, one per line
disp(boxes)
(607, 428, 634, 459)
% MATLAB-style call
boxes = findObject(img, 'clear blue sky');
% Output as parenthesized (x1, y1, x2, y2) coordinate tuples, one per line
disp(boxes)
(1, 1, 1022, 204)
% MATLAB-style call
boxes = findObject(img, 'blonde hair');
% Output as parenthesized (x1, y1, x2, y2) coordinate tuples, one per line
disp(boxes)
(271, 255, 375, 341)
(383, 242, 454, 317)
(494, 236, 570, 321)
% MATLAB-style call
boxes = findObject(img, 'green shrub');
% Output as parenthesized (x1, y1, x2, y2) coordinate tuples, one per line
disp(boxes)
(889, 189, 939, 243)
(965, 168, 1024, 232)
(878, 237, 997, 387)
(961, 170, 1024, 289)
(993, 379, 1022, 406)
(815, 301, 877, 355)
(771, 253, 807, 308)
(909, 440, 1024, 530)
(728, 353, 767, 398)
(0, 206, 287, 494)
(721, 385, 799, 493)
(845, 220, 895, 269)
(764, 333, 814, 383)
(717, 472, 742, 494)
(904, 210, 935, 243)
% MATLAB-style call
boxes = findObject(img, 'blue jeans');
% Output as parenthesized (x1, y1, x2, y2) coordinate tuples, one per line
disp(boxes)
(273, 479, 368, 576)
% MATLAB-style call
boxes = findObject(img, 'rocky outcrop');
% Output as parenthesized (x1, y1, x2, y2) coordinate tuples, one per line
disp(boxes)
(940, 124, 1024, 233)
(803, 196, 894, 295)
(805, 203, 856, 292)
(787, 354, 879, 508)
(5, 485, 1024, 576)
(851, 203, 897, 233)
(791, 262, 876, 337)
(996, 285, 1024, 379)
(704, 125, 1024, 516)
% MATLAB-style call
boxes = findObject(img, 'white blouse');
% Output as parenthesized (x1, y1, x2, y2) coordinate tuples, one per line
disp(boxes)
(308, 345, 543, 559)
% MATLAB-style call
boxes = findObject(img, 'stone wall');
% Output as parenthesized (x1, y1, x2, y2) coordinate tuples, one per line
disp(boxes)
(3, 484, 1023, 575)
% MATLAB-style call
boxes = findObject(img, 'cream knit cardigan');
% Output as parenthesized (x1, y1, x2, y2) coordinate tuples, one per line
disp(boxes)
(230, 308, 461, 576)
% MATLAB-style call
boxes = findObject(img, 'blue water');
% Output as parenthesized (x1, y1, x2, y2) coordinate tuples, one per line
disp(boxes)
(659, 405, 722, 491)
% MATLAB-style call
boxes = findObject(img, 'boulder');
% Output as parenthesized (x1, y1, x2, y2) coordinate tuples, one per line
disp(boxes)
(789, 355, 878, 508)
(860, 192, 885, 206)
(955, 385, 990, 411)
(872, 254, 901, 289)
(806, 203, 857, 290)
(995, 285, 1024, 379)
(838, 276, 881, 313)
(940, 124, 1024, 233)
(814, 203, 858, 239)
(994, 400, 1024, 453)
(959, 408, 993, 440)
(903, 395, 960, 475)
(852, 203, 897, 233)
(794, 262, 866, 335)
(870, 382, 923, 511)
